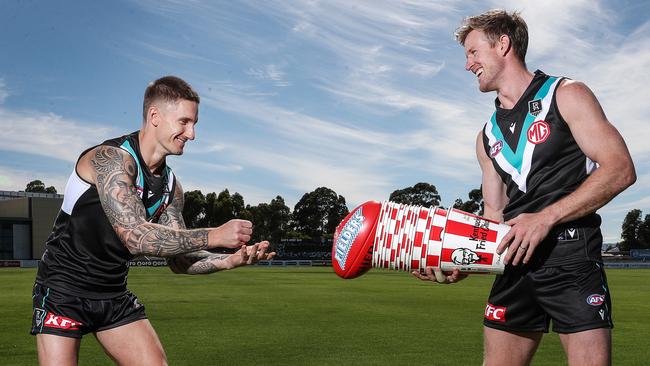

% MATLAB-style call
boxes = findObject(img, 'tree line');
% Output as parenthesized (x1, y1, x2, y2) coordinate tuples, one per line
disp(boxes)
(619, 209, 650, 251)
(24, 180, 483, 243)
(23, 179, 650, 252)
(181, 182, 484, 243)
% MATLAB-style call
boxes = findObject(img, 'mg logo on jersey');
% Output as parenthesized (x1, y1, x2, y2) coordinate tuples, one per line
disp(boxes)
(489, 140, 503, 157)
(586, 294, 605, 306)
(43, 313, 83, 330)
(527, 120, 550, 144)
(484, 303, 506, 322)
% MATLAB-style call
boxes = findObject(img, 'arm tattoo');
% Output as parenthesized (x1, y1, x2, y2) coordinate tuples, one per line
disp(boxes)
(167, 250, 231, 275)
(157, 181, 186, 229)
(92, 146, 209, 257)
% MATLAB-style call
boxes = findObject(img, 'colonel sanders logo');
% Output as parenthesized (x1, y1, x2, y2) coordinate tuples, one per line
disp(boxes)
(451, 248, 485, 265)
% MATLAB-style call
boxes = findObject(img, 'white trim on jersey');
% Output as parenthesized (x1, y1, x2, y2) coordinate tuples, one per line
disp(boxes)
(586, 157, 598, 175)
(61, 169, 91, 215)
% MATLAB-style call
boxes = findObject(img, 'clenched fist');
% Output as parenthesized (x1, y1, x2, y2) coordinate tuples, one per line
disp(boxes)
(209, 219, 253, 248)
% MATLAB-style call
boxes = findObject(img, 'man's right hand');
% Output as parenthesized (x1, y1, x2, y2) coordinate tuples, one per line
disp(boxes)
(209, 219, 253, 248)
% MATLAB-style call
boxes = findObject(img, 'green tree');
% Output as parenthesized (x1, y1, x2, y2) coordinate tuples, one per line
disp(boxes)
(638, 214, 650, 249)
(204, 189, 250, 227)
(620, 209, 642, 251)
(292, 187, 348, 238)
(182, 190, 206, 228)
(453, 188, 484, 215)
(25, 180, 57, 194)
(248, 195, 291, 243)
(389, 182, 440, 207)
(268, 196, 291, 242)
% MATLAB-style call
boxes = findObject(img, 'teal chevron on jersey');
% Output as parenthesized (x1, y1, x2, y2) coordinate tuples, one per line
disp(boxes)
(119, 138, 174, 220)
(488, 76, 558, 174)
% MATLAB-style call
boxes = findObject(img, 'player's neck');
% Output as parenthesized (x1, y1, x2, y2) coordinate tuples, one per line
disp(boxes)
(495, 66, 534, 109)
(137, 129, 166, 175)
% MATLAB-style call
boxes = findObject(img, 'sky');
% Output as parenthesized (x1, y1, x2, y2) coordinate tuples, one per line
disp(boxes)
(1, 0, 649, 243)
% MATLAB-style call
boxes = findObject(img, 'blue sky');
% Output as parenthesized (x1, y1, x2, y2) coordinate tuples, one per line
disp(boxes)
(1, 0, 648, 243)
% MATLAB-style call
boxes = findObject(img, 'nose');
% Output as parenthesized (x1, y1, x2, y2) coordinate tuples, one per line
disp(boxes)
(465, 56, 473, 72)
(185, 123, 196, 141)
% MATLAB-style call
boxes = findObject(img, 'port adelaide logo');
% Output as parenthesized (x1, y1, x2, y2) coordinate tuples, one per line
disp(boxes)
(528, 99, 542, 116)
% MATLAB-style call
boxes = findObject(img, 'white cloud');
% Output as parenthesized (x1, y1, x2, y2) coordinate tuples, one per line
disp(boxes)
(130, 40, 223, 65)
(578, 21, 650, 159)
(410, 62, 446, 77)
(220, 146, 395, 207)
(246, 64, 290, 87)
(0, 79, 8, 104)
(0, 108, 115, 162)
(174, 158, 243, 173)
(0, 165, 69, 193)
(497, 0, 611, 60)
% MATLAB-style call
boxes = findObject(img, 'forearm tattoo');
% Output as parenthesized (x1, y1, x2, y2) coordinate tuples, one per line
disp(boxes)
(167, 251, 231, 275)
(157, 182, 186, 229)
(92, 146, 208, 257)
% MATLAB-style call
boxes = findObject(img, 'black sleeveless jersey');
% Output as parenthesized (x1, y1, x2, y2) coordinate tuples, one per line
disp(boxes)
(36, 131, 176, 299)
(482, 71, 603, 266)
(482, 70, 598, 222)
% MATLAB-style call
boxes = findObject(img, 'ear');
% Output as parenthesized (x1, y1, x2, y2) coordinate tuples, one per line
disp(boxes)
(148, 105, 160, 127)
(498, 34, 511, 57)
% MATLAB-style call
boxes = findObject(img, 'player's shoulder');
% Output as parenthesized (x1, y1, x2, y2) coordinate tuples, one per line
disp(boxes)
(89, 144, 135, 165)
(556, 79, 596, 103)
(78, 144, 137, 182)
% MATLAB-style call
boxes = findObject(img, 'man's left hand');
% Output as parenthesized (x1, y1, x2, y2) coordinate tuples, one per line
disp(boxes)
(498, 211, 555, 265)
(227, 241, 276, 269)
(411, 267, 467, 284)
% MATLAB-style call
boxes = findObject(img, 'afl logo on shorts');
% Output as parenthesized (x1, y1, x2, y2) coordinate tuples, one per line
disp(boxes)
(586, 294, 605, 306)
(527, 120, 550, 144)
(490, 141, 503, 157)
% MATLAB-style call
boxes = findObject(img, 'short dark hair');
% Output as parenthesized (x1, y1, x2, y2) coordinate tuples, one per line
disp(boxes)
(455, 9, 528, 64)
(143, 76, 200, 121)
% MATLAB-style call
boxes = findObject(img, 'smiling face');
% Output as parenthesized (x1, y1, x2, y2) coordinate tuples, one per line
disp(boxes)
(151, 99, 198, 156)
(464, 29, 505, 93)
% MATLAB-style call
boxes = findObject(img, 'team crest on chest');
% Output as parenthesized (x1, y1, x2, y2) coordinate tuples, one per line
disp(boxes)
(489, 140, 503, 157)
(528, 99, 542, 116)
(527, 120, 550, 144)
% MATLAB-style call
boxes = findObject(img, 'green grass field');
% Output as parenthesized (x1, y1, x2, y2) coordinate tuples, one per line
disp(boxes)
(2, 267, 649, 365)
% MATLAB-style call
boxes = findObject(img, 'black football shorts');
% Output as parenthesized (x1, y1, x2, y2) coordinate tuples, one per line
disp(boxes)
(483, 260, 613, 333)
(30, 283, 147, 338)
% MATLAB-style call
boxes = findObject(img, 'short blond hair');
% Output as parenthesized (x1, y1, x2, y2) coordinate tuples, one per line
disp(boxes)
(455, 9, 528, 64)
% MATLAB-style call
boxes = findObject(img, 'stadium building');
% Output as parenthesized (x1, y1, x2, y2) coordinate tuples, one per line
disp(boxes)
(0, 190, 62, 266)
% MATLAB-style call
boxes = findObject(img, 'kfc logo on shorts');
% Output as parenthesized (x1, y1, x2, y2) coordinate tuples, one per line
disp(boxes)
(527, 120, 550, 144)
(586, 294, 605, 306)
(43, 313, 83, 330)
(490, 141, 503, 157)
(484, 303, 507, 322)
